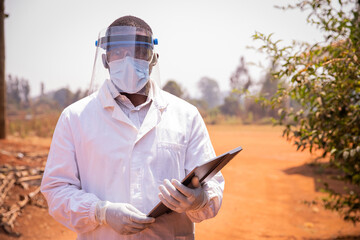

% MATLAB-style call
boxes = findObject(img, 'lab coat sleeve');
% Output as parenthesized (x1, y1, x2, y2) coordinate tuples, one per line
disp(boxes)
(40, 110, 100, 233)
(184, 110, 225, 223)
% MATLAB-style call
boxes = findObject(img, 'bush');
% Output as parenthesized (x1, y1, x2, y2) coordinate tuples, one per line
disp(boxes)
(254, 0, 360, 223)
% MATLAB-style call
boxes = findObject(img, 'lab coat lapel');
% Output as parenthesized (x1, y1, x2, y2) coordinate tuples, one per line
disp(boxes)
(135, 102, 161, 143)
(98, 80, 137, 129)
(112, 105, 136, 129)
(135, 84, 168, 143)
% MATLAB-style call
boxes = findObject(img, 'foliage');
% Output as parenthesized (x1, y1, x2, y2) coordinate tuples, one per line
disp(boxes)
(53, 88, 76, 108)
(187, 98, 209, 117)
(162, 80, 184, 98)
(228, 56, 252, 119)
(6, 74, 30, 108)
(197, 77, 221, 109)
(227, 56, 277, 122)
(230, 56, 252, 91)
(162, 61, 282, 123)
(254, 64, 293, 121)
(5, 78, 86, 138)
(220, 93, 241, 116)
(203, 107, 224, 125)
(253, 0, 360, 223)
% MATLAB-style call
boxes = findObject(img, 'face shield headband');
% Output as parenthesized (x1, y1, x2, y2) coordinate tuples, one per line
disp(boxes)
(96, 33, 158, 62)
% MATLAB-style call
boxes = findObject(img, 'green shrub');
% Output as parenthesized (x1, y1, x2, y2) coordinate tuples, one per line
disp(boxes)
(254, 0, 360, 223)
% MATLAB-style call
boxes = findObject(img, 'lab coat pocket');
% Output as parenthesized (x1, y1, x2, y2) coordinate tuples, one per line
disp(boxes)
(156, 142, 186, 182)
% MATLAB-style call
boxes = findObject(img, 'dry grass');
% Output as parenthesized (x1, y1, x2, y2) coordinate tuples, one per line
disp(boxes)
(6, 112, 61, 138)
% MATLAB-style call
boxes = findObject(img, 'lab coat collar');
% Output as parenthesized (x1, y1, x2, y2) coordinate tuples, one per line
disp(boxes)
(98, 79, 168, 112)
(151, 80, 168, 111)
(97, 80, 135, 128)
(97, 79, 169, 142)
(98, 79, 117, 109)
(134, 81, 168, 142)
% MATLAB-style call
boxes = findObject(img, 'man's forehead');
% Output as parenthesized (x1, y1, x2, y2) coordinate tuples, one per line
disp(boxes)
(135, 28, 150, 36)
(99, 26, 154, 51)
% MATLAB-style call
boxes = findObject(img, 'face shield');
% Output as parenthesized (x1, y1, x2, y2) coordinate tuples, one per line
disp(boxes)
(89, 26, 160, 95)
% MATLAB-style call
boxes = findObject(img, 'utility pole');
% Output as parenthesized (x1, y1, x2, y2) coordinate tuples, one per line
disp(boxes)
(0, 0, 5, 139)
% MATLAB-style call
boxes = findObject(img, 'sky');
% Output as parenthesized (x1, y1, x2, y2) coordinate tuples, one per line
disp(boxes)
(4, 0, 325, 97)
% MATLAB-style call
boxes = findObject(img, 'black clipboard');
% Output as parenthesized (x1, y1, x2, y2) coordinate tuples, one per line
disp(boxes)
(147, 146, 243, 218)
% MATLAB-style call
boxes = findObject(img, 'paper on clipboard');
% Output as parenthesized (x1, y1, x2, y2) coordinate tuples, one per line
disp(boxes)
(147, 146, 243, 218)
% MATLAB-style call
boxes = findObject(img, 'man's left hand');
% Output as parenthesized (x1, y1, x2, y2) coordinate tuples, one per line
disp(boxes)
(158, 177, 209, 213)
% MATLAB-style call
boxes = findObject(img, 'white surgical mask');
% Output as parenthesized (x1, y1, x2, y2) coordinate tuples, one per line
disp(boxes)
(108, 56, 150, 94)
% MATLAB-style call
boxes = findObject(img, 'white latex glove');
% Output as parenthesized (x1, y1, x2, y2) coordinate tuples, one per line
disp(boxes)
(95, 201, 155, 235)
(158, 176, 210, 213)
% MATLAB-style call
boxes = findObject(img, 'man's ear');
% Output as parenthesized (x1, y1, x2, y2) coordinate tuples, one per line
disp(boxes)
(102, 54, 109, 69)
(150, 53, 159, 67)
(149, 53, 159, 75)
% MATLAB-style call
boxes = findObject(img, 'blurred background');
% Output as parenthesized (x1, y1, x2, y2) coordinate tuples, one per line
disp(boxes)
(3, 0, 325, 136)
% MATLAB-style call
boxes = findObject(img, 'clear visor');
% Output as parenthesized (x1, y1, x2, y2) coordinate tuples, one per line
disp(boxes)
(89, 26, 160, 94)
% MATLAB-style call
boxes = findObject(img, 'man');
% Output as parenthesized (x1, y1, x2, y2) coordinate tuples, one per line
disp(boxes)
(40, 15, 224, 239)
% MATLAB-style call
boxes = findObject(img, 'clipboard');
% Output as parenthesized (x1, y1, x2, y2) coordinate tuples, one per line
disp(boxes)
(147, 146, 243, 218)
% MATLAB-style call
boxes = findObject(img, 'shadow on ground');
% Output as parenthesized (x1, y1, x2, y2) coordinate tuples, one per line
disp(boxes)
(283, 162, 360, 195)
(283, 163, 360, 240)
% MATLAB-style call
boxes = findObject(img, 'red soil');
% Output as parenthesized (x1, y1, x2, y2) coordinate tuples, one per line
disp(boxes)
(0, 125, 359, 240)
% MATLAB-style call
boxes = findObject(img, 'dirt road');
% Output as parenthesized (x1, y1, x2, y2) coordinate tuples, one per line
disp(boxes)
(1, 125, 359, 239)
(196, 125, 360, 239)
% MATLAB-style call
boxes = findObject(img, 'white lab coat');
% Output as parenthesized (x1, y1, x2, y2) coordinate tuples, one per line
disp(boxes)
(40, 80, 225, 240)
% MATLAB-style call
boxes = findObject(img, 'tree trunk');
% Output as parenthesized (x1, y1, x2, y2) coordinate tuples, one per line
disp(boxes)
(0, 0, 5, 139)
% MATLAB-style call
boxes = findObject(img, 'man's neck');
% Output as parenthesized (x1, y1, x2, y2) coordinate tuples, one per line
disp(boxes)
(122, 93, 147, 107)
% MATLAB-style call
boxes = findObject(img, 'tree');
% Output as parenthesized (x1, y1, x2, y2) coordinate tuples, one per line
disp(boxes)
(255, 63, 287, 120)
(220, 93, 241, 116)
(254, 0, 360, 223)
(72, 89, 83, 103)
(259, 67, 279, 101)
(6, 75, 20, 105)
(53, 88, 74, 108)
(20, 78, 30, 108)
(40, 82, 45, 96)
(0, 0, 6, 139)
(6, 75, 31, 108)
(230, 56, 252, 92)
(162, 80, 184, 98)
(229, 56, 254, 120)
(197, 77, 221, 109)
(187, 98, 208, 117)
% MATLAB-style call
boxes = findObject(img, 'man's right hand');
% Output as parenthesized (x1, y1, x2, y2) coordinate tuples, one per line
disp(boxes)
(95, 201, 155, 235)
